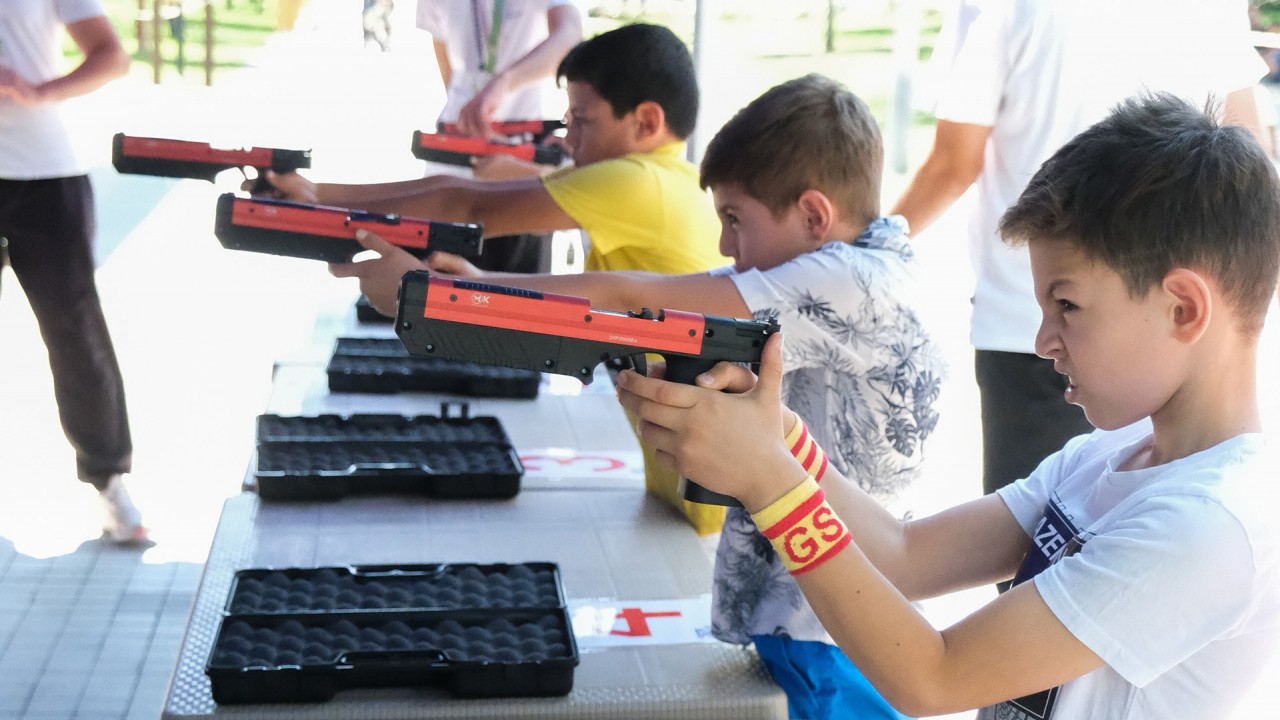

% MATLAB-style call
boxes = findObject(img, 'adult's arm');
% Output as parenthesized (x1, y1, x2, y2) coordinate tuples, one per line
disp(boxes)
(1223, 84, 1273, 157)
(0, 16, 129, 105)
(889, 120, 991, 237)
(432, 38, 453, 88)
(455, 3, 583, 136)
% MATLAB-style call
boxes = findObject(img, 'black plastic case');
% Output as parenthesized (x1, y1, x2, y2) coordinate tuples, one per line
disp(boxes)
(326, 337, 541, 399)
(354, 294, 393, 323)
(252, 406, 523, 501)
(206, 563, 578, 704)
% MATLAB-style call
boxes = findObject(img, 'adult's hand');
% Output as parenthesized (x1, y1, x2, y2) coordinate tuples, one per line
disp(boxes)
(328, 230, 427, 316)
(0, 66, 42, 105)
(455, 75, 510, 138)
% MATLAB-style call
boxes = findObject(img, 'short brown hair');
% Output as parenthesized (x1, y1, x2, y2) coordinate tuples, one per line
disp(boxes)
(700, 74, 882, 228)
(1000, 92, 1280, 334)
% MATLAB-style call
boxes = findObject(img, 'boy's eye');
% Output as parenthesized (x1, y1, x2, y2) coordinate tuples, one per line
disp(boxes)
(1056, 298, 1078, 311)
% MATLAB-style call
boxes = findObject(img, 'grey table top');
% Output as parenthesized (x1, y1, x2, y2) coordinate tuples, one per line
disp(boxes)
(161, 318, 786, 718)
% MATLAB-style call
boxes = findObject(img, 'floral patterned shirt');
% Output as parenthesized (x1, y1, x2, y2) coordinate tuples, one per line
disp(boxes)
(709, 216, 946, 644)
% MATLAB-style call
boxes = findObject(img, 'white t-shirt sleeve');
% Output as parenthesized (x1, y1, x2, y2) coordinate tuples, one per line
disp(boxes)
(55, 0, 106, 24)
(1034, 493, 1255, 687)
(416, 0, 444, 35)
(929, 0, 1008, 126)
(997, 430, 1096, 532)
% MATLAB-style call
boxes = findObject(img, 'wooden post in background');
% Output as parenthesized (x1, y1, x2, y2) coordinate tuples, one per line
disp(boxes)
(151, 0, 162, 84)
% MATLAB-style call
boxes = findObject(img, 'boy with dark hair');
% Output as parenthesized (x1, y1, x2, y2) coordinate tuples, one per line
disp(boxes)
(556, 20, 699, 140)
(353, 73, 944, 718)
(263, 22, 724, 276)
(616, 92, 1280, 718)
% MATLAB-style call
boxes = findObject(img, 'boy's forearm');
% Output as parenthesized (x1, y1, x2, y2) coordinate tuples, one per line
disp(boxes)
(447, 269, 660, 313)
(315, 175, 467, 213)
(456, 269, 751, 319)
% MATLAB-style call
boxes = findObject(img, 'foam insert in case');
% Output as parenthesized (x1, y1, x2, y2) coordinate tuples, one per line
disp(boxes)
(206, 563, 577, 703)
(252, 406, 523, 501)
(326, 337, 541, 399)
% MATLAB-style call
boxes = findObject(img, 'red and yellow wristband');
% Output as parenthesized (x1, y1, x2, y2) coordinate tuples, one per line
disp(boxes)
(751, 476, 851, 575)
(785, 413, 829, 482)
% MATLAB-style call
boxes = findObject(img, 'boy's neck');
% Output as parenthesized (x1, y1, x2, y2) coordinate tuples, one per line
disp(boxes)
(630, 130, 681, 157)
(1139, 335, 1261, 470)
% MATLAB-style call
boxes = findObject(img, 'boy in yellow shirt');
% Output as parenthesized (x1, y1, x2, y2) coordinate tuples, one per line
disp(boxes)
(262, 22, 724, 276)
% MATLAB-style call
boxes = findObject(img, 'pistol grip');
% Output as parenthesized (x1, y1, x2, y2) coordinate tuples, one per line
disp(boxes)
(662, 357, 743, 508)
(248, 175, 275, 195)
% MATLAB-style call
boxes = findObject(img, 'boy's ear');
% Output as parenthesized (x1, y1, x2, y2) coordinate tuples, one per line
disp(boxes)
(632, 101, 666, 140)
(1162, 268, 1213, 344)
(796, 189, 836, 242)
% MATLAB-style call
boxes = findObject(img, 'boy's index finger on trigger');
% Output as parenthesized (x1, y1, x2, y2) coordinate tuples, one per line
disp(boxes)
(615, 369, 699, 409)
(354, 229, 391, 252)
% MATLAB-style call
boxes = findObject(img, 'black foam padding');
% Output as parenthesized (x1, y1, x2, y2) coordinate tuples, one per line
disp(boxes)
(254, 441, 522, 500)
(207, 610, 576, 703)
(227, 564, 563, 615)
(326, 337, 541, 399)
(256, 414, 511, 444)
(252, 409, 523, 501)
(206, 563, 577, 703)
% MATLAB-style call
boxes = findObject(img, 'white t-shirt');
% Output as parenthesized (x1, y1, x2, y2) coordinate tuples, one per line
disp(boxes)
(986, 422, 1279, 719)
(928, 0, 1264, 353)
(710, 217, 948, 644)
(416, 0, 574, 124)
(0, 0, 103, 178)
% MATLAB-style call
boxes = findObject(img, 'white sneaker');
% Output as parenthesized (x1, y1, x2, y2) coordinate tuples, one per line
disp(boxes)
(98, 475, 150, 544)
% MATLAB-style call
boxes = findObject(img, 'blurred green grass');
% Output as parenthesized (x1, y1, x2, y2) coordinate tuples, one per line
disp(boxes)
(68, 0, 278, 83)
(67, 0, 945, 140)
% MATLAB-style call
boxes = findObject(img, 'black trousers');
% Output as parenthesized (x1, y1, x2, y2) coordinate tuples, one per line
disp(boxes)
(471, 233, 551, 274)
(0, 176, 131, 487)
(974, 350, 1094, 496)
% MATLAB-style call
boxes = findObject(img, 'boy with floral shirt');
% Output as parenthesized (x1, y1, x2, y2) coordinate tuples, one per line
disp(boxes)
(369, 73, 944, 718)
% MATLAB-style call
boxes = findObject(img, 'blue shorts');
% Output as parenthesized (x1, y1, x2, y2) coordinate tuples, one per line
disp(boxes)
(753, 634, 910, 720)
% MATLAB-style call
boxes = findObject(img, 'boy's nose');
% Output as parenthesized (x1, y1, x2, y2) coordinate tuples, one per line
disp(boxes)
(1033, 318, 1061, 360)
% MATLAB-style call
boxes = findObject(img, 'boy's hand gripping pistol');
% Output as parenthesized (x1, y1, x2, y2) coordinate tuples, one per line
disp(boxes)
(111, 134, 311, 192)
(394, 270, 780, 506)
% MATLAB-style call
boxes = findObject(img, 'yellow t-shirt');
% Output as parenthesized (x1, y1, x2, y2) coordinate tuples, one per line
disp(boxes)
(544, 141, 729, 534)
(542, 141, 726, 274)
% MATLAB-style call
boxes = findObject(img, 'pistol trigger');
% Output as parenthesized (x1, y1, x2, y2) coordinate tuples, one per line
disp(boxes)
(632, 354, 648, 377)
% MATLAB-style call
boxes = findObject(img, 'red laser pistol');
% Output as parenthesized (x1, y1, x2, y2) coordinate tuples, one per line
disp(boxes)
(435, 119, 566, 143)
(213, 194, 483, 263)
(394, 270, 781, 506)
(111, 133, 311, 193)
(411, 131, 566, 168)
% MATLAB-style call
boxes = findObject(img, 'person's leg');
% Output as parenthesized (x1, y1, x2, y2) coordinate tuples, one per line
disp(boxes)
(471, 233, 552, 274)
(974, 350, 1093, 497)
(0, 177, 132, 487)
